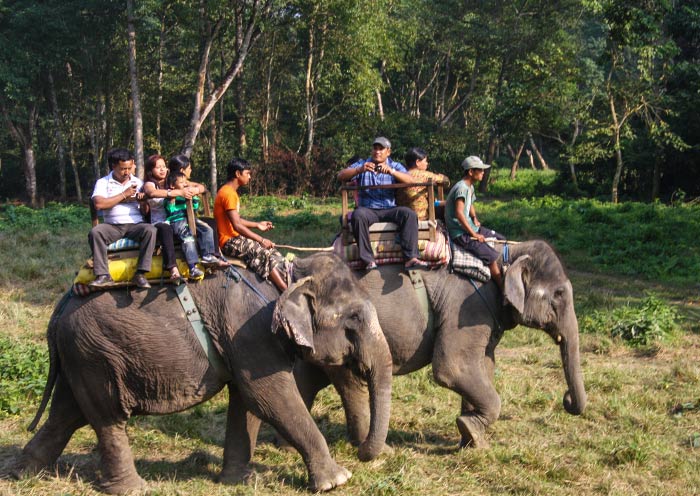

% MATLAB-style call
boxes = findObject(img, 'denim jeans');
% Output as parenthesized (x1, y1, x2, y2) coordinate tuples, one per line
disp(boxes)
(170, 218, 216, 266)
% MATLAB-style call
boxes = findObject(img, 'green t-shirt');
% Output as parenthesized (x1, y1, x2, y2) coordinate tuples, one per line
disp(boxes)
(445, 179, 479, 239)
(165, 195, 201, 223)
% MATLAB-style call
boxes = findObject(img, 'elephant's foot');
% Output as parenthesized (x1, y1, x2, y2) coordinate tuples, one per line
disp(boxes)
(358, 441, 394, 461)
(99, 473, 146, 495)
(309, 462, 352, 492)
(217, 464, 254, 485)
(10, 452, 50, 479)
(456, 415, 489, 449)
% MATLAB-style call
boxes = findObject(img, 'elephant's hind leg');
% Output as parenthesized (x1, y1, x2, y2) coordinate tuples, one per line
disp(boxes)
(218, 386, 261, 485)
(94, 422, 146, 495)
(12, 375, 88, 479)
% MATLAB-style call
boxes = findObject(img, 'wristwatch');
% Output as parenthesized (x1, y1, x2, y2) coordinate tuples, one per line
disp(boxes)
(166, 190, 170, 198)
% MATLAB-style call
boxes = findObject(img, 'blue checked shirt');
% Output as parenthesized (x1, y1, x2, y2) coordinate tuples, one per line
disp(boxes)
(350, 157, 408, 209)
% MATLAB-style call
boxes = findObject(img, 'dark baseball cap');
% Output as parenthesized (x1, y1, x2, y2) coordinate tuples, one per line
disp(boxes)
(372, 137, 392, 149)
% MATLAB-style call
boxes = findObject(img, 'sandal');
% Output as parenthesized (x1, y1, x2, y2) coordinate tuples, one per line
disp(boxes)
(404, 258, 428, 269)
(169, 268, 184, 284)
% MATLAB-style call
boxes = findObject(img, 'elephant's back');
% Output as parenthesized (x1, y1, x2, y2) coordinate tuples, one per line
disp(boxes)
(357, 265, 436, 374)
(53, 287, 223, 414)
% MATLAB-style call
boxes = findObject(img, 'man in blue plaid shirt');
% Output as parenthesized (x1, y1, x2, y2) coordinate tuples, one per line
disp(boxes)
(337, 137, 426, 270)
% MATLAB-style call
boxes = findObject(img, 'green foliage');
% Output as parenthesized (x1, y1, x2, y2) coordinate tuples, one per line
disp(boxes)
(0, 335, 48, 417)
(481, 197, 700, 284)
(580, 295, 681, 347)
(0, 203, 89, 232)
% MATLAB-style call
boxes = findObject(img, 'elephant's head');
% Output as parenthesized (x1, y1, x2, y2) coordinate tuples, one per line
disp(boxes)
(272, 253, 392, 461)
(503, 240, 587, 416)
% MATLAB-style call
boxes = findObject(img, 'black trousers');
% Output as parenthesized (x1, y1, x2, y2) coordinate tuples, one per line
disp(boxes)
(350, 206, 419, 265)
(153, 222, 177, 270)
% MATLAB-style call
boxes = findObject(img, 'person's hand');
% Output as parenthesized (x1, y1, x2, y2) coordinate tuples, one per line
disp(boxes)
(135, 192, 146, 201)
(257, 221, 274, 232)
(361, 161, 376, 174)
(182, 187, 196, 200)
(473, 216, 481, 228)
(374, 163, 386, 174)
(123, 183, 139, 201)
(475, 233, 485, 243)
(260, 237, 274, 249)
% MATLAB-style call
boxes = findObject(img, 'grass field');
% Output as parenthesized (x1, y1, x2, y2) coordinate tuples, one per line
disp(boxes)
(1, 188, 699, 495)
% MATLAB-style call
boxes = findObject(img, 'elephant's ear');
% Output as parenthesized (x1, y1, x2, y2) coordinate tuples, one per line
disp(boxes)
(503, 254, 531, 315)
(272, 276, 316, 353)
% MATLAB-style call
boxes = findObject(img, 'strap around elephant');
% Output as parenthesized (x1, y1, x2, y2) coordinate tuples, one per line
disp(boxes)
(224, 266, 271, 305)
(407, 269, 435, 334)
(468, 278, 503, 333)
(174, 283, 233, 382)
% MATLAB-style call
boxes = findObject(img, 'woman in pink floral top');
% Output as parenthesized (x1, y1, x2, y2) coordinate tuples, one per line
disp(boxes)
(396, 147, 449, 220)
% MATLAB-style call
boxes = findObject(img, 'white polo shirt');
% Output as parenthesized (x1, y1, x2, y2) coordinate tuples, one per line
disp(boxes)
(91, 172, 145, 224)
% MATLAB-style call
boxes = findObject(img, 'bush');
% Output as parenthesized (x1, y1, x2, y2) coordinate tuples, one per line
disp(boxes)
(580, 295, 681, 347)
(0, 336, 48, 416)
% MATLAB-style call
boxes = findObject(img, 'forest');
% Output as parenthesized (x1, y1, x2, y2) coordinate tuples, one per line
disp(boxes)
(1, 0, 699, 205)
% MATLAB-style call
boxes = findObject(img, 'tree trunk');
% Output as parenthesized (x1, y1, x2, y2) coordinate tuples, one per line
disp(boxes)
(510, 138, 525, 180)
(303, 14, 317, 171)
(261, 31, 276, 164)
(68, 130, 83, 202)
(1, 102, 38, 206)
(127, 0, 144, 177)
(232, 12, 247, 155)
(651, 155, 660, 201)
(375, 88, 384, 121)
(48, 71, 67, 200)
(526, 149, 535, 169)
(156, 10, 167, 153)
(207, 70, 218, 196)
(609, 92, 623, 204)
(528, 133, 548, 170)
(182, 2, 270, 158)
(479, 133, 498, 194)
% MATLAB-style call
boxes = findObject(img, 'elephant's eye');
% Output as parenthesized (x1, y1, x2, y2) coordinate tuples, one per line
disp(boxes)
(553, 287, 565, 299)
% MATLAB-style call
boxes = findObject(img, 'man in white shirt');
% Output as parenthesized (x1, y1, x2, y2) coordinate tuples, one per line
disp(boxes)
(88, 148, 157, 289)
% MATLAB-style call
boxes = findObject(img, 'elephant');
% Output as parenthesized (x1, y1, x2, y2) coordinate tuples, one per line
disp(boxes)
(12, 252, 393, 494)
(287, 240, 586, 452)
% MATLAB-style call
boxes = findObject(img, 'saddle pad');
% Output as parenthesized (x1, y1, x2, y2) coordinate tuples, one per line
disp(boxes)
(107, 237, 140, 251)
(451, 241, 490, 282)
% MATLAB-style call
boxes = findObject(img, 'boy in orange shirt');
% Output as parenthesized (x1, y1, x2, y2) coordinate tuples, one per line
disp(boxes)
(214, 158, 288, 291)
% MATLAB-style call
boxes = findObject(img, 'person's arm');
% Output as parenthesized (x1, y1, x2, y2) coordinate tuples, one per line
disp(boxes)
(469, 203, 481, 228)
(379, 165, 414, 184)
(93, 182, 140, 210)
(455, 198, 484, 242)
(225, 209, 276, 249)
(144, 181, 196, 200)
(338, 162, 373, 182)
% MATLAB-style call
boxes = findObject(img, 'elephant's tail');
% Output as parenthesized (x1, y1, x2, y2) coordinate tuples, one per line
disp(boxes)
(27, 290, 71, 432)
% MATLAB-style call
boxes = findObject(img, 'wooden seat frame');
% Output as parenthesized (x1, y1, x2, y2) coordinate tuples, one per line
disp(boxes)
(340, 180, 447, 244)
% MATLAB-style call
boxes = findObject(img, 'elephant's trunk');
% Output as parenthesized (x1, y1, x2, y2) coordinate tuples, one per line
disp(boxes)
(357, 307, 392, 462)
(559, 309, 586, 415)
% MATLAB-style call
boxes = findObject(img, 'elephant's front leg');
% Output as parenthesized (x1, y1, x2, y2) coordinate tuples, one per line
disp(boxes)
(239, 371, 351, 492)
(219, 385, 262, 485)
(326, 366, 371, 445)
(433, 326, 500, 449)
(94, 421, 146, 494)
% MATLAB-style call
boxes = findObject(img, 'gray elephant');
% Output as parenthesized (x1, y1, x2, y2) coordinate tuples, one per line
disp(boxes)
(12, 253, 392, 493)
(287, 240, 586, 451)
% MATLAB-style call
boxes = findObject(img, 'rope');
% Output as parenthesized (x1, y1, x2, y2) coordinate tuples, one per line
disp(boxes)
(224, 266, 271, 305)
(275, 244, 334, 252)
(470, 237, 520, 245)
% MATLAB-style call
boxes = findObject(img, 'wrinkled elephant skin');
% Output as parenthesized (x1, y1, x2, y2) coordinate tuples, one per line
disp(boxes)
(294, 240, 586, 453)
(12, 253, 391, 494)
